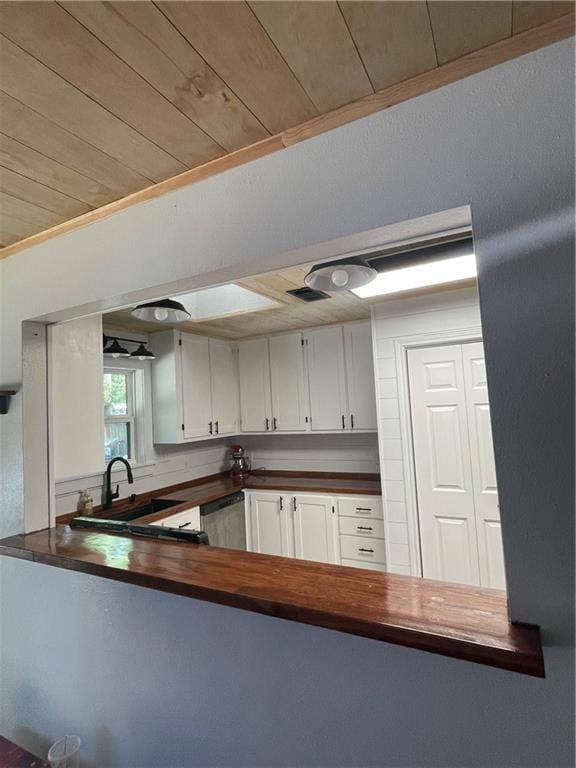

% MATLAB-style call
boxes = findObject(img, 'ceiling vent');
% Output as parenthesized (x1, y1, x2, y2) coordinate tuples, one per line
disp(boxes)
(286, 287, 332, 302)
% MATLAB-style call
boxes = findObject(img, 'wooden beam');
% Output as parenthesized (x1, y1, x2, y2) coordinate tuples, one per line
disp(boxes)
(0, 13, 572, 261)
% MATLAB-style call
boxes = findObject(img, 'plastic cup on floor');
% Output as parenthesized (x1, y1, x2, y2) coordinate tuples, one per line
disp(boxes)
(47, 735, 81, 768)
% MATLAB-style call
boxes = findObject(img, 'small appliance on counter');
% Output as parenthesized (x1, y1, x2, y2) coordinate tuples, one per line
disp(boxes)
(230, 444, 250, 484)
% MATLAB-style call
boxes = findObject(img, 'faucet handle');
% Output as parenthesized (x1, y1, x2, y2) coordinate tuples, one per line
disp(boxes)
(113, 484, 120, 500)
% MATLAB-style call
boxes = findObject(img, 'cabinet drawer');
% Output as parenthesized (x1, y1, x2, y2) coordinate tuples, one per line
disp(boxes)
(339, 517, 384, 539)
(338, 496, 383, 519)
(341, 558, 386, 573)
(340, 534, 386, 564)
(150, 506, 200, 530)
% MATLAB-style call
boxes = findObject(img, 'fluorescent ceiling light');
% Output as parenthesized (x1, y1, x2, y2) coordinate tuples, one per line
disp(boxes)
(172, 284, 278, 321)
(351, 254, 477, 298)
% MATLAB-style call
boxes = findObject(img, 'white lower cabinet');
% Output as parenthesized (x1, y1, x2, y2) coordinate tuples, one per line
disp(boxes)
(150, 506, 201, 530)
(246, 490, 385, 571)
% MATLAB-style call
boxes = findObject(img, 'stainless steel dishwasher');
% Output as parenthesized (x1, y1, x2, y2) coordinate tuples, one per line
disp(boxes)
(200, 491, 246, 551)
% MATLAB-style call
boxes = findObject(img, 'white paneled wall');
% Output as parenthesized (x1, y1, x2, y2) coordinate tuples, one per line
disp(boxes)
(242, 433, 379, 474)
(371, 287, 482, 576)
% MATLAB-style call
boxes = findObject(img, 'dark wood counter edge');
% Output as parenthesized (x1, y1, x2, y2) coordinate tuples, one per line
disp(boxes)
(56, 470, 382, 525)
(0, 530, 545, 678)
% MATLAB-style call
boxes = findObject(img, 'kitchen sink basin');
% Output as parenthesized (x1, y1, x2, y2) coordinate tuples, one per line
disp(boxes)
(111, 498, 182, 522)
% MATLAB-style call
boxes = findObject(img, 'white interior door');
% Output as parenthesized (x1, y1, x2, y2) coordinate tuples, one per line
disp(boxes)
(209, 338, 239, 436)
(407, 344, 481, 585)
(305, 326, 348, 431)
(344, 322, 377, 431)
(291, 494, 336, 564)
(462, 342, 505, 589)
(238, 338, 272, 432)
(269, 332, 307, 431)
(248, 493, 289, 556)
(180, 334, 212, 440)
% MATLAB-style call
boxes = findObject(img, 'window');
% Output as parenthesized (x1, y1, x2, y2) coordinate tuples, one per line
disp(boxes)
(103, 369, 135, 462)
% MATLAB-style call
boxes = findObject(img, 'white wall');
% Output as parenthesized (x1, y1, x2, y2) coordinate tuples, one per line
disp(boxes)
(242, 433, 379, 474)
(372, 286, 482, 575)
(0, 40, 573, 768)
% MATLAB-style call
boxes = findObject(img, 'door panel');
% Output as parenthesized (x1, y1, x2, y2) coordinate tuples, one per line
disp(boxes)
(248, 493, 288, 556)
(180, 334, 212, 439)
(238, 338, 272, 432)
(305, 326, 348, 431)
(407, 344, 480, 585)
(462, 341, 505, 589)
(344, 322, 377, 430)
(292, 494, 336, 564)
(209, 338, 239, 436)
(269, 332, 307, 431)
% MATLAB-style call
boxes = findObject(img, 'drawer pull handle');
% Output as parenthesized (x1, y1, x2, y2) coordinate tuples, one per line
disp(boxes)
(355, 507, 371, 512)
(358, 548, 374, 553)
(178, 521, 192, 529)
(357, 526, 372, 531)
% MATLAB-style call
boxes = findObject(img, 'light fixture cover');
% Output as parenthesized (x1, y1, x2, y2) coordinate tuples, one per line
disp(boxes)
(129, 343, 155, 360)
(103, 338, 130, 358)
(131, 298, 191, 323)
(304, 257, 377, 293)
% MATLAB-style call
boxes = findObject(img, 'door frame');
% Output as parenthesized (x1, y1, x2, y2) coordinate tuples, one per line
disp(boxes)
(393, 326, 483, 577)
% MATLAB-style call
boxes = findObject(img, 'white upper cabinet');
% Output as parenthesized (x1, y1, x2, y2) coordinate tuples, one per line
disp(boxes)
(344, 322, 377, 431)
(150, 330, 239, 444)
(181, 334, 212, 440)
(209, 338, 239, 436)
(238, 337, 272, 432)
(269, 332, 308, 431)
(305, 326, 348, 431)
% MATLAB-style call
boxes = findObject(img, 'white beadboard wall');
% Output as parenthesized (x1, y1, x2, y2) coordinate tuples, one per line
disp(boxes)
(241, 433, 380, 474)
(371, 286, 482, 576)
(55, 439, 232, 516)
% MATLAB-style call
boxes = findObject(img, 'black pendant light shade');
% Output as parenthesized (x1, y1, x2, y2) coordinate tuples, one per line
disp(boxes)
(131, 298, 190, 323)
(103, 338, 130, 358)
(304, 256, 377, 293)
(130, 343, 155, 360)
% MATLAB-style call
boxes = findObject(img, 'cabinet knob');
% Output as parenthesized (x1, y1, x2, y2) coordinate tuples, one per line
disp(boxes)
(341, 414, 345, 429)
(357, 526, 372, 531)
(265, 417, 270, 431)
(351, 414, 355, 429)
(358, 548, 374, 553)
(214, 420, 219, 434)
(178, 521, 192, 529)
(273, 417, 277, 431)
(209, 421, 213, 435)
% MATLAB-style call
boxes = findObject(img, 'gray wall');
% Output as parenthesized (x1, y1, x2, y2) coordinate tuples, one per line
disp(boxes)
(1, 40, 574, 767)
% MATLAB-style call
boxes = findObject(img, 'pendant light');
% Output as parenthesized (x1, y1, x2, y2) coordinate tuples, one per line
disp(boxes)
(129, 342, 155, 360)
(131, 298, 190, 323)
(304, 257, 376, 293)
(103, 338, 130, 358)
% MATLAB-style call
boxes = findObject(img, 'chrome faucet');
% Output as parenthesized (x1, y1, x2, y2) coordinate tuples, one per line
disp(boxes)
(104, 456, 135, 509)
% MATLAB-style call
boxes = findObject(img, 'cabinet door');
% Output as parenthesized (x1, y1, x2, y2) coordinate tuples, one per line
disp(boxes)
(305, 327, 348, 431)
(180, 334, 212, 439)
(407, 344, 481, 586)
(462, 342, 505, 589)
(238, 338, 272, 432)
(291, 494, 337, 564)
(269, 332, 307, 431)
(344, 322, 377, 431)
(209, 338, 239, 436)
(248, 492, 289, 556)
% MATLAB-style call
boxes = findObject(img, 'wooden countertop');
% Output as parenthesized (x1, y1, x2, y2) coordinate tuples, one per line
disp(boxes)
(0, 736, 47, 767)
(57, 471, 382, 525)
(0, 526, 544, 678)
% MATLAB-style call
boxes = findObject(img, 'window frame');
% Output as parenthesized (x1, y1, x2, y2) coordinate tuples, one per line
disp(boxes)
(103, 367, 136, 464)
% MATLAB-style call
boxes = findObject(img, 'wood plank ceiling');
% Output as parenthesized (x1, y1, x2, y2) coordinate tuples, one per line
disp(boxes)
(0, 1, 573, 251)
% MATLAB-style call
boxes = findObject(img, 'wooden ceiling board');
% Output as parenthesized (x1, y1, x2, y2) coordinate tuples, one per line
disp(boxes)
(0, 91, 153, 195)
(249, 1, 373, 112)
(0, 166, 90, 219)
(157, 1, 318, 133)
(0, 35, 184, 183)
(0, 214, 43, 245)
(0, 133, 117, 207)
(339, 1, 438, 90)
(0, 192, 66, 229)
(62, 1, 269, 153)
(512, 0, 574, 33)
(427, 1, 513, 64)
(0, 2, 224, 168)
